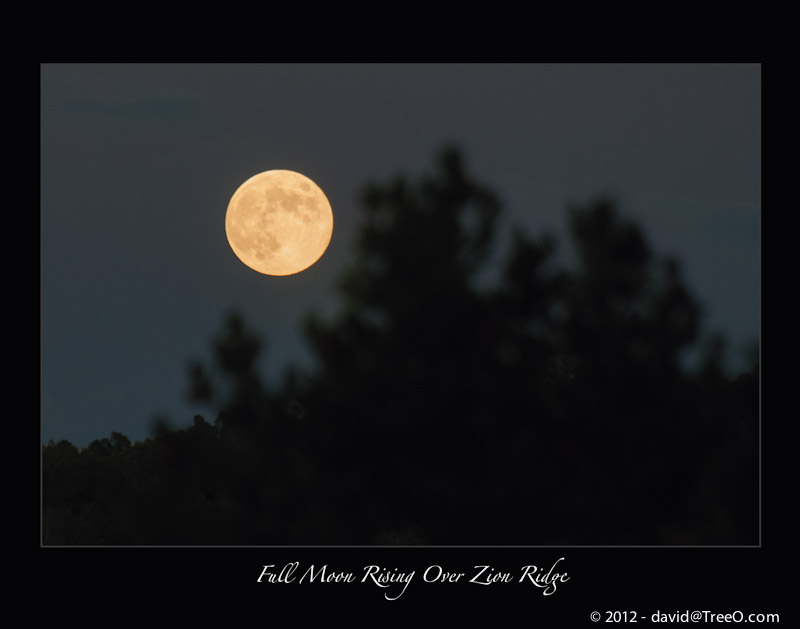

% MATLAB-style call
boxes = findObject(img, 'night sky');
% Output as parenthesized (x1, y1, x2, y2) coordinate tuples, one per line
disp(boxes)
(40, 63, 760, 449)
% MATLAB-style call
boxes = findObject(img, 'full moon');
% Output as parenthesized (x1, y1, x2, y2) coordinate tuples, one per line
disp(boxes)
(225, 170, 333, 276)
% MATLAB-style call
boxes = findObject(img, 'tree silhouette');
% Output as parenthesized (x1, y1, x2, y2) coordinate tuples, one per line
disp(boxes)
(42, 145, 758, 546)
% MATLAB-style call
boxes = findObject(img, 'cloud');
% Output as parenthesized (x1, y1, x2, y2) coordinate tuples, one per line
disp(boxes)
(42, 73, 199, 124)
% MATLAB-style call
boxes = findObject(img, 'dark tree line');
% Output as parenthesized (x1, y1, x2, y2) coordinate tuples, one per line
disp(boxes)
(42, 146, 758, 545)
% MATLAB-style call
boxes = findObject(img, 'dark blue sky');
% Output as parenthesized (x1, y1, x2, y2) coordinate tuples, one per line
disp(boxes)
(41, 63, 760, 448)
